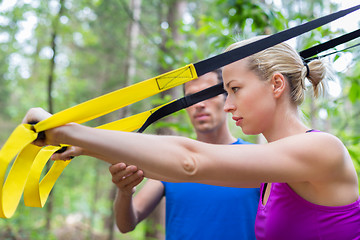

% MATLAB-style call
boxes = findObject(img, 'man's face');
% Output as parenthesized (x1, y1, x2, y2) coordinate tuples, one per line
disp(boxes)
(184, 72, 227, 133)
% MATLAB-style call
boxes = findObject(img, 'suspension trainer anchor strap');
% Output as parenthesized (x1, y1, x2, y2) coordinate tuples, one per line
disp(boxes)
(138, 27, 360, 132)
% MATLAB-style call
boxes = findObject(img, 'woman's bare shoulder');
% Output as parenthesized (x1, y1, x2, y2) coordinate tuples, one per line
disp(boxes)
(274, 131, 349, 168)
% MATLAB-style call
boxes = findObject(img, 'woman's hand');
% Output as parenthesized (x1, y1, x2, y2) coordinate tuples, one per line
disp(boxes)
(22, 107, 52, 125)
(22, 107, 53, 146)
(22, 107, 74, 147)
(51, 146, 84, 161)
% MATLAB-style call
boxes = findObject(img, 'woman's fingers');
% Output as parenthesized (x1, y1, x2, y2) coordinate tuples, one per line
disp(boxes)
(51, 146, 83, 161)
(22, 107, 52, 124)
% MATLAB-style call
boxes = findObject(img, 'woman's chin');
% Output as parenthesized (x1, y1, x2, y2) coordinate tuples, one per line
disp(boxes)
(241, 126, 261, 136)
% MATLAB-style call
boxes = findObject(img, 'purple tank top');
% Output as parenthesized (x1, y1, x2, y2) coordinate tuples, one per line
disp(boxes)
(255, 130, 360, 239)
(255, 183, 360, 239)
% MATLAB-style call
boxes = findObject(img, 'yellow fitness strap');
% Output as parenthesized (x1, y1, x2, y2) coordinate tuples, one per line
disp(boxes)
(23, 102, 171, 208)
(0, 65, 197, 218)
(34, 64, 196, 132)
(2, 4, 359, 218)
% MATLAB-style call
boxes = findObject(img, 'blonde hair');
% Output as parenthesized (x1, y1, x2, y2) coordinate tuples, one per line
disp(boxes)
(225, 36, 327, 105)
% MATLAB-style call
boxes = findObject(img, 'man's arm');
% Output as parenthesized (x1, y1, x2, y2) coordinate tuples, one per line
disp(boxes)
(110, 163, 164, 233)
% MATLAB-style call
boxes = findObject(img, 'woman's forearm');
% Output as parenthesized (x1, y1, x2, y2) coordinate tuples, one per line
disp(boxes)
(52, 123, 265, 188)
(57, 123, 201, 182)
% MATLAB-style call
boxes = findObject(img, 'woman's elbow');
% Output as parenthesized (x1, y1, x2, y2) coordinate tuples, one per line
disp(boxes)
(181, 156, 198, 177)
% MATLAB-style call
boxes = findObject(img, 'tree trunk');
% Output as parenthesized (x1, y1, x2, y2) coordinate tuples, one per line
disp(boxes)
(119, 0, 142, 119)
(104, 185, 118, 240)
(45, 0, 65, 236)
(104, 1, 142, 240)
(144, 1, 186, 240)
(88, 160, 101, 240)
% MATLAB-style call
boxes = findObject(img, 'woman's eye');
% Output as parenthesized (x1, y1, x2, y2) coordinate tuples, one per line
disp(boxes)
(232, 87, 239, 93)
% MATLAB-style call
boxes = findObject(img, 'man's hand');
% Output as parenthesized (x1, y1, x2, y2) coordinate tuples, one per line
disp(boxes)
(109, 163, 144, 196)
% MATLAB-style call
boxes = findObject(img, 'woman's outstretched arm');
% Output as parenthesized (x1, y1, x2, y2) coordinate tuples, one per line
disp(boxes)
(43, 122, 349, 189)
(24, 108, 351, 189)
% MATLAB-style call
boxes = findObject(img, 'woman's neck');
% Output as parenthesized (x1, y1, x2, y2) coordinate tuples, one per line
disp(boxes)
(263, 107, 308, 143)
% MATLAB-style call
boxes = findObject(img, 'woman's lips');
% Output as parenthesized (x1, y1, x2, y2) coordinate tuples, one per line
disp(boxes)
(232, 116, 243, 126)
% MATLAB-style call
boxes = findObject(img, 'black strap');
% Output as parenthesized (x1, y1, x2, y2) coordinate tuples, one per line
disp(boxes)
(304, 42, 360, 62)
(137, 83, 225, 133)
(194, 5, 360, 76)
(138, 5, 360, 132)
(300, 28, 360, 61)
(139, 30, 360, 133)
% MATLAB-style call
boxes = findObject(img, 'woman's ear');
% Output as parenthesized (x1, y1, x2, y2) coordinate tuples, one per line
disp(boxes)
(271, 73, 286, 98)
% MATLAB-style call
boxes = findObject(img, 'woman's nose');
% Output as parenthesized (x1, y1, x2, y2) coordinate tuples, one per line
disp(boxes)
(224, 96, 235, 113)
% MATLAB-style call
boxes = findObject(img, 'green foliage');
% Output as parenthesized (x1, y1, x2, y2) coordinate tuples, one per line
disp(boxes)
(349, 78, 360, 103)
(347, 62, 360, 104)
(219, 0, 287, 34)
(0, 0, 359, 239)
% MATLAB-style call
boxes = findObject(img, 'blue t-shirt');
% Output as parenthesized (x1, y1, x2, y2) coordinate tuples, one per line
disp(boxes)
(162, 138, 260, 240)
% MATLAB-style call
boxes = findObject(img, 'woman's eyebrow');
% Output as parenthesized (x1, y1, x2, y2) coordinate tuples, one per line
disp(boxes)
(225, 80, 234, 90)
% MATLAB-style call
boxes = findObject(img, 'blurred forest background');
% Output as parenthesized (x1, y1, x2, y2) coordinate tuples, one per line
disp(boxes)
(0, 0, 359, 239)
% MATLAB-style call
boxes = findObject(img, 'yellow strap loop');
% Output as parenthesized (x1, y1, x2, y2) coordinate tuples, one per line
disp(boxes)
(0, 64, 196, 218)
(23, 145, 66, 208)
(17, 102, 174, 212)
(0, 124, 38, 218)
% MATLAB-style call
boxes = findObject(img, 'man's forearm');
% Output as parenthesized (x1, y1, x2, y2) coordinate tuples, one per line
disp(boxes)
(114, 190, 139, 233)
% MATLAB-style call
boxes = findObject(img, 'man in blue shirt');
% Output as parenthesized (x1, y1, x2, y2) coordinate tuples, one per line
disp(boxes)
(109, 69, 259, 239)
